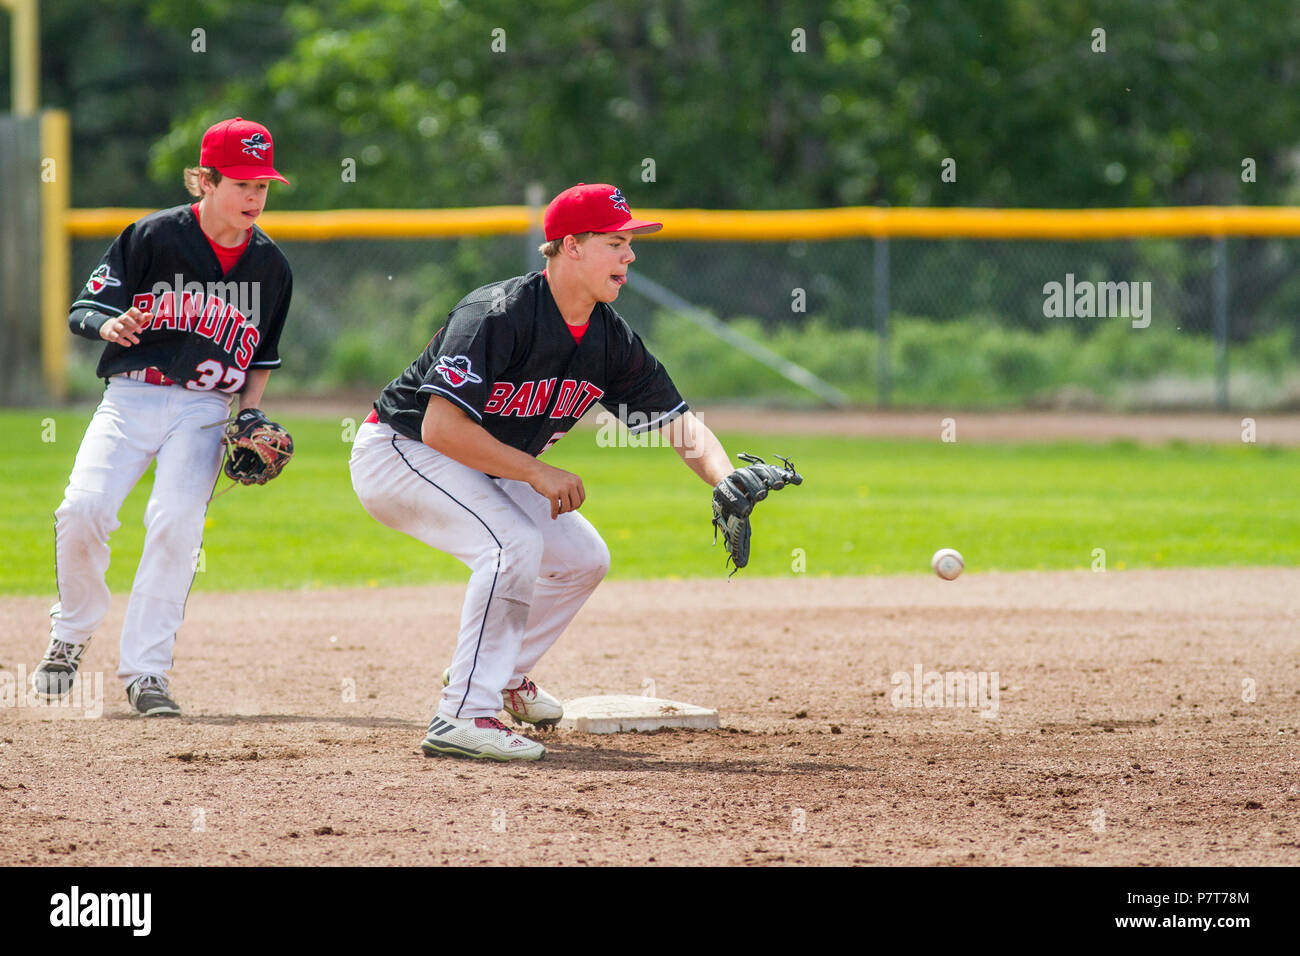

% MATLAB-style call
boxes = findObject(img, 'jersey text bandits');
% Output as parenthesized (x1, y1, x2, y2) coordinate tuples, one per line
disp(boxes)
(374, 271, 686, 458)
(70, 204, 292, 392)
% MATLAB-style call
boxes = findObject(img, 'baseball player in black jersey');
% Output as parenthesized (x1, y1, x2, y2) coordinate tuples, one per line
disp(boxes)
(32, 117, 293, 716)
(350, 183, 743, 761)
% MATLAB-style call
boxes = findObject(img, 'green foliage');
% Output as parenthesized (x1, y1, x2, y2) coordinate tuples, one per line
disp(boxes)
(280, 238, 517, 387)
(127, 0, 1300, 210)
(18, 2, 1300, 351)
(12, 1, 1300, 227)
(18, 2, 1300, 409)
(636, 311, 1292, 408)
(3, 0, 294, 206)
(307, 290, 1298, 409)
(327, 330, 402, 387)
(1235, 328, 1295, 379)
(2, 410, 1296, 596)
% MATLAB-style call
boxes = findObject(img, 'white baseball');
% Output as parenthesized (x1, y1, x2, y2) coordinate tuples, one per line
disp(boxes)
(931, 548, 964, 580)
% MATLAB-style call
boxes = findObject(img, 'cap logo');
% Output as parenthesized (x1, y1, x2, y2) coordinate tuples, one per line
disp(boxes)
(609, 188, 630, 214)
(241, 132, 271, 158)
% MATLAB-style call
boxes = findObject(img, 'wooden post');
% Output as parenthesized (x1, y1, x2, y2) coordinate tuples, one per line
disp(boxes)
(3, 0, 40, 116)
(42, 109, 71, 401)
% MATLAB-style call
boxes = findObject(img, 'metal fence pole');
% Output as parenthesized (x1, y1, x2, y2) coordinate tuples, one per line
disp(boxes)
(1212, 235, 1228, 410)
(874, 236, 891, 407)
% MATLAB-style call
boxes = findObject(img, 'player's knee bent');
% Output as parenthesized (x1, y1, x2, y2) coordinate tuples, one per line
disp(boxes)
(581, 538, 611, 584)
(141, 501, 207, 554)
(549, 537, 609, 586)
(55, 491, 119, 540)
(493, 527, 545, 584)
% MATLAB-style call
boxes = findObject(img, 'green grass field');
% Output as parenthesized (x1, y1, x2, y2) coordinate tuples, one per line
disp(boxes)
(1, 409, 1296, 596)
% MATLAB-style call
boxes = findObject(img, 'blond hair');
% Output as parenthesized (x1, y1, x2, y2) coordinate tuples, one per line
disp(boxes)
(538, 231, 596, 258)
(183, 166, 223, 198)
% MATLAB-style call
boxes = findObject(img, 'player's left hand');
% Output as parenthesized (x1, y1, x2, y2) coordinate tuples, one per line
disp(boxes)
(220, 408, 294, 486)
(712, 453, 802, 575)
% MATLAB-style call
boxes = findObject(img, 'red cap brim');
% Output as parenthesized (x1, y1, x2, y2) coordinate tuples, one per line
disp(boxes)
(216, 165, 290, 185)
(592, 217, 662, 236)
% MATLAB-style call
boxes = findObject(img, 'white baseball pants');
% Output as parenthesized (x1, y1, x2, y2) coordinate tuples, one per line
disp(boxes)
(349, 420, 609, 719)
(52, 378, 230, 686)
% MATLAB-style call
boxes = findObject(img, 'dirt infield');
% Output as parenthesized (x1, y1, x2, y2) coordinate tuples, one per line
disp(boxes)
(2, 568, 1297, 866)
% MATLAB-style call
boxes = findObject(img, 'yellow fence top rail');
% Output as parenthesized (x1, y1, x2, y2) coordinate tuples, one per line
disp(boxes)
(64, 205, 1300, 241)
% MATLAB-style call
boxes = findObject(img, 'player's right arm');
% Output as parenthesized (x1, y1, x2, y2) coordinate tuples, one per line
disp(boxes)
(69, 220, 151, 342)
(95, 307, 152, 347)
(421, 396, 585, 519)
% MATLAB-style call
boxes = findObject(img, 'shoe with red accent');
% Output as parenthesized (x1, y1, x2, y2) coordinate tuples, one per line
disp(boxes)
(441, 668, 563, 729)
(420, 714, 545, 762)
(501, 676, 563, 729)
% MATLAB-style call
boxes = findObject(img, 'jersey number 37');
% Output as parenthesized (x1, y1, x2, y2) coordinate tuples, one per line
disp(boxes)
(186, 359, 247, 393)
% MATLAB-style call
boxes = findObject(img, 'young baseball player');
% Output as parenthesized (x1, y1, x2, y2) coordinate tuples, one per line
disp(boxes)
(350, 183, 753, 761)
(32, 117, 293, 716)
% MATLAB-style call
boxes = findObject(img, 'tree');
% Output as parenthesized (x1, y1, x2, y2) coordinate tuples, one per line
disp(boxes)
(0, 0, 293, 206)
(140, 0, 1300, 209)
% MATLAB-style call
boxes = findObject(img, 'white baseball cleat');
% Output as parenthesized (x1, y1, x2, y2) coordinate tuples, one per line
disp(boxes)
(501, 677, 563, 728)
(421, 714, 545, 762)
(441, 668, 564, 729)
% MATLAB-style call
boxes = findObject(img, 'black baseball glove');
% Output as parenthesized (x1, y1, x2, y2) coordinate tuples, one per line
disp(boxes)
(712, 453, 803, 576)
(221, 409, 294, 485)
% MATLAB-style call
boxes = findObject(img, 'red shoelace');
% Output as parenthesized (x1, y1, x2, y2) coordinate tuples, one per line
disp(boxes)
(504, 678, 537, 713)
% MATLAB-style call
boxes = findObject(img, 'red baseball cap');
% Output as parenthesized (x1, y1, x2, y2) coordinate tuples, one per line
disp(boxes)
(200, 117, 289, 184)
(544, 183, 661, 241)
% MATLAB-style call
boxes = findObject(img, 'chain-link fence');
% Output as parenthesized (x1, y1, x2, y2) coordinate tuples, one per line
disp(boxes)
(68, 230, 1300, 409)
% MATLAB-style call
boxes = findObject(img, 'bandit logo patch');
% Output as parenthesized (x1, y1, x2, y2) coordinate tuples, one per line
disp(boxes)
(434, 355, 483, 388)
(86, 264, 122, 295)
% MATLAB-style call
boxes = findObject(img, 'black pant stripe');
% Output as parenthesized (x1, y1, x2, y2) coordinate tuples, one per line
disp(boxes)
(390, 435, 503, 721)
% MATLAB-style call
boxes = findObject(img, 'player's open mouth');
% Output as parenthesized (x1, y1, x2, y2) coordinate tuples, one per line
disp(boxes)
(610, 274, 626, 286)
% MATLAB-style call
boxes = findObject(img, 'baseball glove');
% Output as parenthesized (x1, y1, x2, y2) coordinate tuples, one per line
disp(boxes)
(712, 453, 803, 576)
(221, 408, 294, 486)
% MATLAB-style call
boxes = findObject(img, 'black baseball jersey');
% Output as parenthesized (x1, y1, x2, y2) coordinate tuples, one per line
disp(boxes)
(375, 271, 687, 457)
(69, 204, 292, 392)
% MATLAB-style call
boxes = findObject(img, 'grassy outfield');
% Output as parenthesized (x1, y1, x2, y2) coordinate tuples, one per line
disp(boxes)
(1, 408, 1296, 596)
